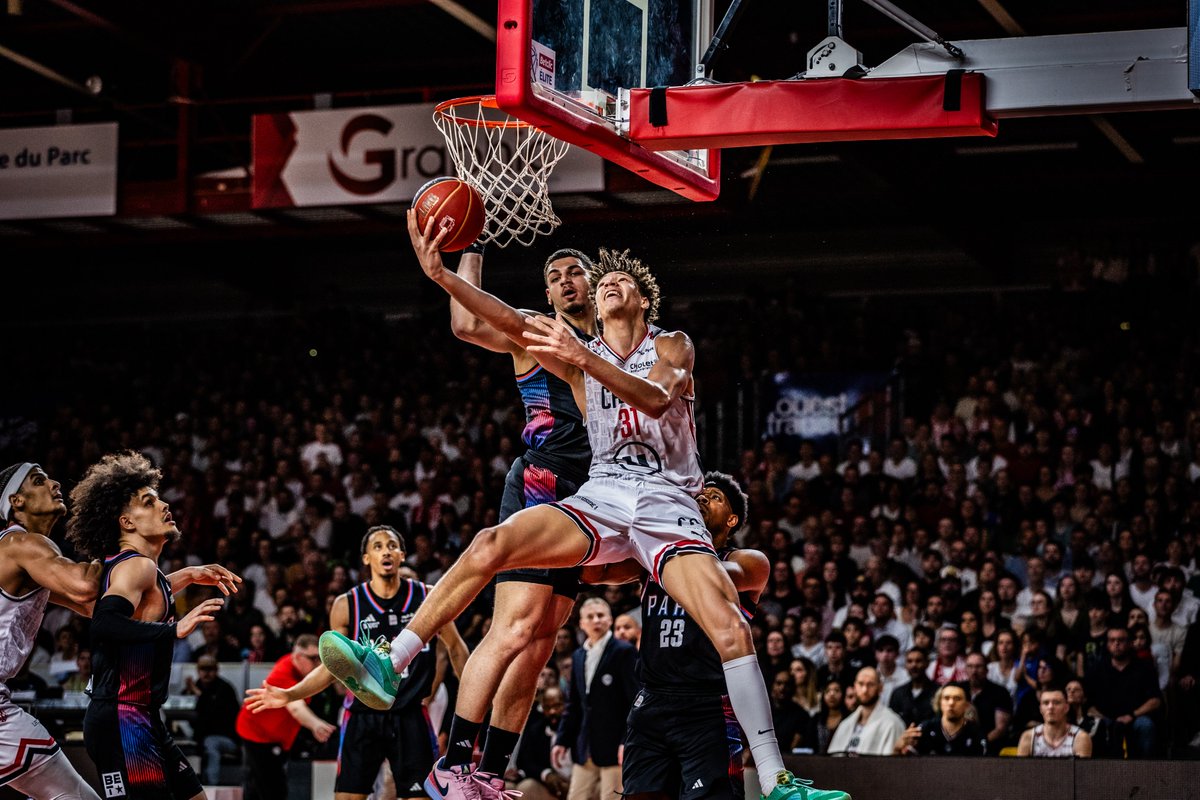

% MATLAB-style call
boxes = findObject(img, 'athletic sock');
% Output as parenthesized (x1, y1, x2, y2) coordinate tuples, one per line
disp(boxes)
(445, 715, 483, 768)
(478, 725, 521, 775)
(389, 629, 424, 672)
(722, 654, 784, 795)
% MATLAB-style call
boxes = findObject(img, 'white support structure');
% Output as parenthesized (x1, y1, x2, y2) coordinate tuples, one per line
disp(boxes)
(867, 27, 1197, 117)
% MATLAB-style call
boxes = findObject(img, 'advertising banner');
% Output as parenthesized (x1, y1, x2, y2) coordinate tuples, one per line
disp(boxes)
(252, 103, 603, 208)
(763, 371, 889, 451)
(0, 123, 118, 220)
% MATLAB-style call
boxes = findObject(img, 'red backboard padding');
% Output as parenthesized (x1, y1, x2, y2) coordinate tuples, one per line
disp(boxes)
(628, 74, 998, 151)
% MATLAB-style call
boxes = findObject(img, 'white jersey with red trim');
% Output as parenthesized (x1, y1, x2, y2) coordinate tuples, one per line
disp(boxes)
(1031, 723, 1081, 757)
(0, 524, 50, 698)
(584, 324, 703, 493)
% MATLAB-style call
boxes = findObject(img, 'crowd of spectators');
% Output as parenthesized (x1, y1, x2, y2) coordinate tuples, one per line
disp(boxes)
(6, 240, 1200, 764)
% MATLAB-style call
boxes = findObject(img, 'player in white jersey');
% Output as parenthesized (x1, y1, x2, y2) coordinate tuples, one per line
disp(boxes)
(318, 215, 849, 800)
(1017, 686, 1092, 758)
(0, 462, 104, 799)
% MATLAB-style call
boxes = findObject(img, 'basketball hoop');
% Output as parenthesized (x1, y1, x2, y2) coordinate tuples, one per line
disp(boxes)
(433, 95, 571, 248)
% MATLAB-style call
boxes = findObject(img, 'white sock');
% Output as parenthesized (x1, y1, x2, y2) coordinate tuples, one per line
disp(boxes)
(390, 629, 425, 672)
(722, 654, 785, 795)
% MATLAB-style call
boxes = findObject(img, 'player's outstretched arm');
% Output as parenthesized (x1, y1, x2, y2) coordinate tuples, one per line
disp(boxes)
(248, 591, 350, 710)
(95, 557, 225, 641)
(409, 209, 527, 339)
(7, 532, 101, 614)
(435, 615, 470, 678)
(448, 249, 521, 355)
(246, 664, 336, 712)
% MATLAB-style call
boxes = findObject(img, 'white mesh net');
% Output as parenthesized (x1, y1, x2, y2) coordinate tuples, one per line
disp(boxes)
(434, 97, 571, 248)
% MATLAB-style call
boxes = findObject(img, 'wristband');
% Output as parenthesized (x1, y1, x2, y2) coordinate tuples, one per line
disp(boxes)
(463, 240, 487, 256)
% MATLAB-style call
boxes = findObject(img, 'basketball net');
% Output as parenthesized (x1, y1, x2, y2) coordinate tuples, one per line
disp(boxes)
(434, 96, 571, 248)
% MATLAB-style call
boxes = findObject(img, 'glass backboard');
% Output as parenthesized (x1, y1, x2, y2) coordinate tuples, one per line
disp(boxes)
(496, 0, 720, 200)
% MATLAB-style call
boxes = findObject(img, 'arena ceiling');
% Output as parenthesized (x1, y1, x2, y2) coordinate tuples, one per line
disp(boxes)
(1, 1, 1198, 299)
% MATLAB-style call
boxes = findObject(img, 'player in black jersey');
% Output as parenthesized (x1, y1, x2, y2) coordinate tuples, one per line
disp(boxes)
(245, 525, 468, 800)
(584, 472, 768, 800)
(380, 240, 597, 800)
(66, 451, 237, 800)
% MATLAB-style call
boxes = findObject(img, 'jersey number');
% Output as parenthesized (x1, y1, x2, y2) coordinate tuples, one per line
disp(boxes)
(618, 407, 643, 438)
(658, 618, 685, 648)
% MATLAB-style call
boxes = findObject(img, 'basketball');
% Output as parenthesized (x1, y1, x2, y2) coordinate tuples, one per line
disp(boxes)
(411, 176, 486, 252)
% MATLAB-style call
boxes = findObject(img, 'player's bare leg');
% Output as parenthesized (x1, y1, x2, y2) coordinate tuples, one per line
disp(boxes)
(661, 554, 850, 800)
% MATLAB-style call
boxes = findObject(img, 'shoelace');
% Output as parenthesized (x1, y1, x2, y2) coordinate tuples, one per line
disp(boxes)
(472, 770, 523, 800)
(357, 621, 392, 654)
(776, 772, 814, 791)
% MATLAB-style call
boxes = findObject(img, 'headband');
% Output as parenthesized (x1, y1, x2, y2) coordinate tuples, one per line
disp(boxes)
(0, 462, 38, 521)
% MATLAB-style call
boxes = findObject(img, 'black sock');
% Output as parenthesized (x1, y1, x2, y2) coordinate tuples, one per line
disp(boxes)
(479, 725, 522, 776)
(446, 715, 482, 768)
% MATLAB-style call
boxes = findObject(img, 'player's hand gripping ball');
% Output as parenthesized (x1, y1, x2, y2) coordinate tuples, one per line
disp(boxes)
(412, 176, 486, 252)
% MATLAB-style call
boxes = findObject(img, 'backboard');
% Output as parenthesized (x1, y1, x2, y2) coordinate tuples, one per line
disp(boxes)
(496, 0, 720, 201)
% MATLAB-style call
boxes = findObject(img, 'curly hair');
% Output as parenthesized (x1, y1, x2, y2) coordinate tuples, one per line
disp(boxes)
(587, 248, 661, 324)
(67, 451, 161, 560)
(704, 470, 749, 535)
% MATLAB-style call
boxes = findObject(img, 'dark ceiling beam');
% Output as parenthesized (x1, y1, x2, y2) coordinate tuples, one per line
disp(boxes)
(42, 0, 180, 62)
(259, 0, 428, 16)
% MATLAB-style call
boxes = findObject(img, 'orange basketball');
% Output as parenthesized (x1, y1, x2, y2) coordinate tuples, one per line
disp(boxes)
(412, 177, 486, 252)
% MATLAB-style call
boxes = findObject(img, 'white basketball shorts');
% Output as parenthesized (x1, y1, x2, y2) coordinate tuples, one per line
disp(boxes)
(548, 476, 716, 582)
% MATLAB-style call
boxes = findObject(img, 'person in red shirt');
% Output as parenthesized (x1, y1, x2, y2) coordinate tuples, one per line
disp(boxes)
(236, 634, 335, 800)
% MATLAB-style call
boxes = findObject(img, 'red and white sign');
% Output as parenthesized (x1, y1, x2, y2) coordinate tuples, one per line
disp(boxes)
(252, 103, 602, 209)
(531, 41, 556, 90)
(0, 123, 118, 220)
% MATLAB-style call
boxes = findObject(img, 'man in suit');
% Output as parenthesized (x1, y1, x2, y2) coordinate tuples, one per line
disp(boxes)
(553, 597, 640, 800)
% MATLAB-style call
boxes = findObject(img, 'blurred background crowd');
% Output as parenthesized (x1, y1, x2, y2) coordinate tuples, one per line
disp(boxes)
(5, 238, 1200, 766)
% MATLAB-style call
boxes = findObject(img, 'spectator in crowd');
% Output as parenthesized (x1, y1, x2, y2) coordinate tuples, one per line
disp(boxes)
(760, 630, 793, 683)
(793, 607, 827, 667)
(927, 626, 969, 686)
(770, 670, 819, 753)
(1102, 572, 1137, 629)
(1065, 679, 1114, 758)
(842, 618, 875, 673)
(1158, 567, 1200, 626)
(827, 667, 906, 756)
(190, 618, 244, 663)
(553, 597, 639, 800)
(60, 648, 92, 694)
(889, 647, 937, 727)
(817, 631, 855, 690)
(511, 685, 571, 800)
(790, 657, 821, 717)
(895, 684, 988, 756)
(960, 652, 1013, 751)
(1085, 626, 1162, 758)
(184, 655, 241, 786)
(1017, 686, 1092, 758)
(873, 635, 904, 706)
(1177, 621, 1200, 751)
(612, 614, 641, 648)
(815, 680, 848, 755)
(987, 629, 1023, 699)
(235, 634, 335, 800)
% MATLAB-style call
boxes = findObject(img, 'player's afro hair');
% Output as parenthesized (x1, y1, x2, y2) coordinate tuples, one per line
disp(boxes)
(67, 451, 161, 560)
